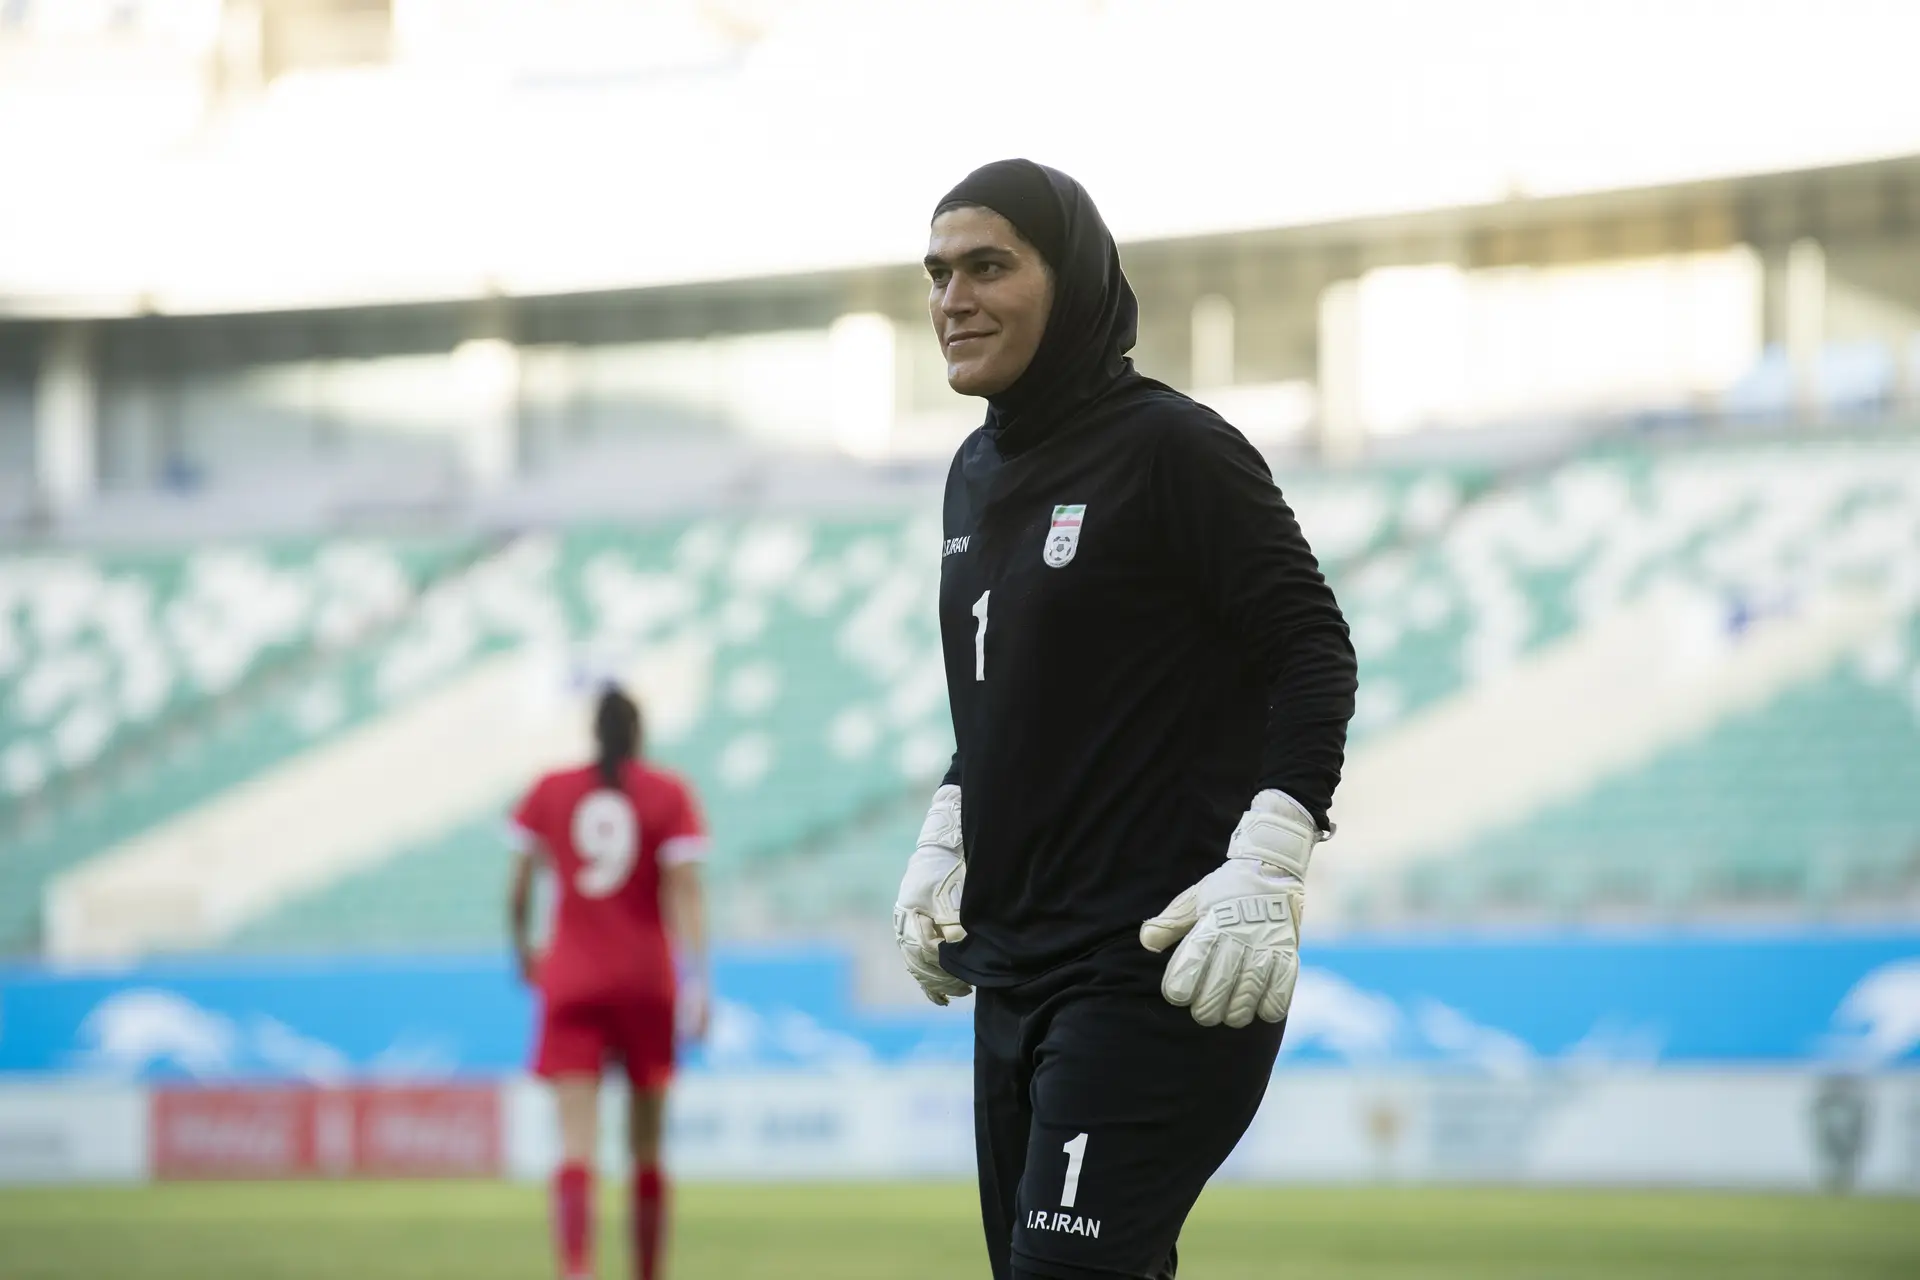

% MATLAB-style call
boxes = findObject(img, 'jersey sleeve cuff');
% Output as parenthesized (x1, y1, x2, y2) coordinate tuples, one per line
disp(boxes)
(659, 835, 709, 867)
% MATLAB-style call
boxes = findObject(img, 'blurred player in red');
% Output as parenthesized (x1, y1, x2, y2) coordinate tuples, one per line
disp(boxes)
(508, 684, 709, 1280)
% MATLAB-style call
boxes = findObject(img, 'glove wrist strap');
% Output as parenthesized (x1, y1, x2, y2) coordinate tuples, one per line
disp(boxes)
(1233, 845, 1309, 881)
(1230, 793, 1317, 881)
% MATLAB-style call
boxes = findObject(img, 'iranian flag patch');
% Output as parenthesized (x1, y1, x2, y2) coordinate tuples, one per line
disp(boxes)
(1043, 504, 1085, 568)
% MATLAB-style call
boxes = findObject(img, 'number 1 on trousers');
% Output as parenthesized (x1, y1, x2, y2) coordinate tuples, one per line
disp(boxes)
(972, 590, 990, 681)
(1061, 1132, 1088, 1208)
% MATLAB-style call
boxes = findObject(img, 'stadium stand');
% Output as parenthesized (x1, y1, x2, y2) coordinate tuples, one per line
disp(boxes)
(0, 537, 482, 795)
(0, 535, 486, 950)
(216, 515, 959, 954)
(18, 437, 1920, 955)
(760, 434, 1920, 931)
(1348, 434, 1920, 921)
(1341, 435, 1920, 733)
(775, 434, 1919, 931)
(1405, 622, 1920, 916)
(203, 469, 1448, 955)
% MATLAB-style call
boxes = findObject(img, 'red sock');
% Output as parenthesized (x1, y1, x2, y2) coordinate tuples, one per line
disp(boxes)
(553, 1162, 594, 1280)
(632, 1165, 666, 1280)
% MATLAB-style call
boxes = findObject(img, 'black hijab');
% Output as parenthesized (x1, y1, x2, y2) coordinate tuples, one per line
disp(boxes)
(934, 159, 1139, 456)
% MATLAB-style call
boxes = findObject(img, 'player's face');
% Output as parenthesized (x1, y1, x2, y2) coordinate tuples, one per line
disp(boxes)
(925, 207, 1054, 397)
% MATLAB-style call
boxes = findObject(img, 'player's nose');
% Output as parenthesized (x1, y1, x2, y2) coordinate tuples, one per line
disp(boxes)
(937, 276, 977, 318)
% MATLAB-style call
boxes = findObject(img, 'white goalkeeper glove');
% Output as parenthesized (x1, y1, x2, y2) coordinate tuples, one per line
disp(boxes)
(1140, 790, 1320, 1028)
(893, 783, 971, 1006)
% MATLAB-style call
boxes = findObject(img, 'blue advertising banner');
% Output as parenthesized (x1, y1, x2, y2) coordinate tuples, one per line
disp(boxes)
(1279, 932, 1920, 1071)
(1, 931, 1915, 1081)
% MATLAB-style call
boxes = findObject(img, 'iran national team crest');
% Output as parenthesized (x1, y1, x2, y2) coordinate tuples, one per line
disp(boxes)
(1043, 504, 1085, 568)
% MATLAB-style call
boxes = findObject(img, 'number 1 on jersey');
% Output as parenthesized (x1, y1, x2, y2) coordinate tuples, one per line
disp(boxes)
(1060, 1131, 1088, 1208)
(972, 590, 990, 681)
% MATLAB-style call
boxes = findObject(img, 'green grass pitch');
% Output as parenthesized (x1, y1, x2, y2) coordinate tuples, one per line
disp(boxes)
(0, 1180, 1916, 1279)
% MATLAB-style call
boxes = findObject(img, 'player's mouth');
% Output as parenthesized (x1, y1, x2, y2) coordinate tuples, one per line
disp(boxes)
(945, 330, 994, 352)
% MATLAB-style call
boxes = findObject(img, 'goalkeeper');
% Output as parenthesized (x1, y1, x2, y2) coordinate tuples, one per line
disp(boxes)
(895, 159, 1357, 1280)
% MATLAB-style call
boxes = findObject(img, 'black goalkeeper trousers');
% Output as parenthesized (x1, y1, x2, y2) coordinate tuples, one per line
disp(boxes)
(972, 936, 1286, 1280)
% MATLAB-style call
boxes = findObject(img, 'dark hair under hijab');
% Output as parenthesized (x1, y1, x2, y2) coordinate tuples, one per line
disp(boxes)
(593, 685, 642, 788)
(934, 159, 1140, 457)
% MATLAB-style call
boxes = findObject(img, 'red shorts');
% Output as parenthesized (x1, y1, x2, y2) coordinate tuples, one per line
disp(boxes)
(533, 992, 675, 1090)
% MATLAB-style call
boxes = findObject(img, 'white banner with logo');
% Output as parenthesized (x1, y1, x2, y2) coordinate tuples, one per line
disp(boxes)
(1229, 1068, 1920, 1191)
(0, 1068, 1914, 1189)
(505, 1066, 976, 1181)
(501, 1067, 1920, 1193)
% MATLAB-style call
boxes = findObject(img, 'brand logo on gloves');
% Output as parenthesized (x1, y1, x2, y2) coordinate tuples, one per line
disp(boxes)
(942, 536, 970, 557)
(1210, 896, 1296, 928)
(1043, 504, 1085, 568)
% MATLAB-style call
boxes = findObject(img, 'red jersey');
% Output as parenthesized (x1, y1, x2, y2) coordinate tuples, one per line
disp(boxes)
(511, 760, 707, 1006)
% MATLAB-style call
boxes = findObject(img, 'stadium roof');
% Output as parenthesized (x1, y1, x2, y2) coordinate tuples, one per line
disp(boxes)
(2, 0, 1917, 318)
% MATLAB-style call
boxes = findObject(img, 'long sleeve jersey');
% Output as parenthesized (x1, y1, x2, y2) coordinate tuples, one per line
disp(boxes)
(935, 378, 1358, 987)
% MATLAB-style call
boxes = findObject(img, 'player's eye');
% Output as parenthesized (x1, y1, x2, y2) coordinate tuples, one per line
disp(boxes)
(928, 268, 950, 286)
(974, 261, 1003, 278)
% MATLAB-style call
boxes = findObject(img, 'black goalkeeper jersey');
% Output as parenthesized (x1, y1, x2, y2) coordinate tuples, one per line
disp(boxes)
(923, 161, 1354, 989)
(934, 382, 1356, 987)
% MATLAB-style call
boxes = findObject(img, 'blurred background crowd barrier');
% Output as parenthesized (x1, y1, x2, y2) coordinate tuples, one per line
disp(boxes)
(0, 0, 1916, 1197)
